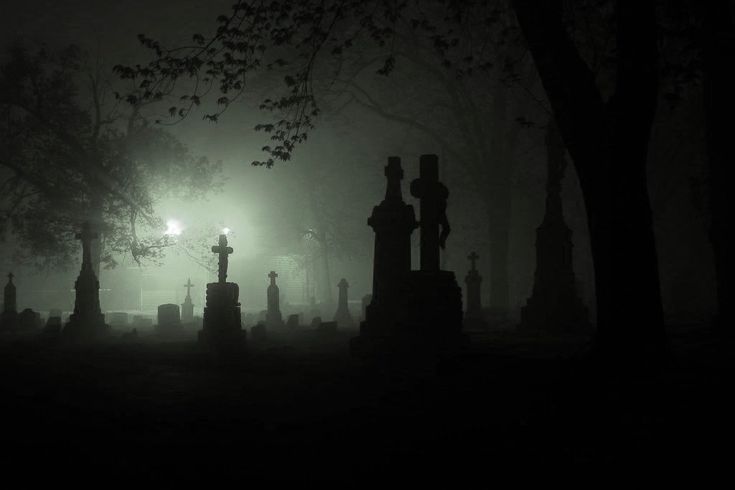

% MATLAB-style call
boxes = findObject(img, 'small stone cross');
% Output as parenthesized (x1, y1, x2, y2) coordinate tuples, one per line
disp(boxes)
(211, 234, 234, 283)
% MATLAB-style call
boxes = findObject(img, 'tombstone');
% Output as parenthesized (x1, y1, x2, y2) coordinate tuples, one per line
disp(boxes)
(156, 303, 182, 335)
(251, 321, 267, 342)
(108, 312, 129, 327)
(310, 316, 322, 329)
(18, 308, 42, 331)
(48, 309, 62, 320)
(1, 272, 18, 331)
(520, 122, 589, 333)
(359, 157, 417, 334)
(43, 316, 62, 336)
(333, 278, 354, 328)
(62, 222, 109, 341)
(121, 328, 139, 341)
(181, 278, 195, 323)
(361, 294, 372, 322)
(351, 155, 463, 357)
(198, 233, 246, 350)
(132, 315, 153, 329)
(265, 271, 284, 329)
(286, 314, 299, 329)
(464, 252, 487, 329)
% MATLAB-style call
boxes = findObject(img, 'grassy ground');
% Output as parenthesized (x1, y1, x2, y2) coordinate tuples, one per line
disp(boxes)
(0, 324, 731, 482)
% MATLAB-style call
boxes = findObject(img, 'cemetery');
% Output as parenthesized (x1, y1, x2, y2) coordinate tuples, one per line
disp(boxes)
(0, 0, 731, 482)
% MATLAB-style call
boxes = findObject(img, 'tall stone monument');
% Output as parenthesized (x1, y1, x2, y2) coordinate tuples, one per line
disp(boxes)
(198, 234, 246, 350)
(62, 222, 109, 341)
(403, 154, 463, 338)
(1, 272, 18, 331)
(520, 123, 589, 333)
(464, 252, 486, 328)
(181, 278, 195, 323)
(352, 154, 463, 357)
(265, 271, 284, 329)
(360, 157, 417, 334)
(333, 278, 354, 328)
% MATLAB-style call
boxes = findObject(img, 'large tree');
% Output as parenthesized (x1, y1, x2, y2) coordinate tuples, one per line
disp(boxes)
(0, 44, 221, 272)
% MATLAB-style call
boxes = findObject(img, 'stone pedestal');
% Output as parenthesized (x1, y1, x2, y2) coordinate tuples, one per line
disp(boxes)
(266, 271, 284, 329)
(333, 278, 354, 328)
(181, 298, 194, 323)
(199, 282, 246, 349)
(62, 267, 109, 341)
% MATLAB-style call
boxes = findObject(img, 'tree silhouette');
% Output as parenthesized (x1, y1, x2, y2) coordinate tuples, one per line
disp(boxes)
(0, 44, 221, 272)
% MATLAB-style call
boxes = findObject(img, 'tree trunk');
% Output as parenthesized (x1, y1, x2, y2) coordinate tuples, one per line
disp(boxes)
(512, 0, 666, 359)
(703, 0, 734, 331)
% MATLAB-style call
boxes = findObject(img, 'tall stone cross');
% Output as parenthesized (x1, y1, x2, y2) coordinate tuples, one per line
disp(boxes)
(468, 252, 479, 272)
(184, 278, 194, 299)
(76, 222, 98, 272)
(410, 154, 450, 272)
(268, 270, 278, 286)
(211, 234, 234, 283)
(8, 272, 14, 283)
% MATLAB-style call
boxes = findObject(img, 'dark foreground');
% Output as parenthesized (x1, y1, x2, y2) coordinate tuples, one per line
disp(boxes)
(0, 325, 732, 482)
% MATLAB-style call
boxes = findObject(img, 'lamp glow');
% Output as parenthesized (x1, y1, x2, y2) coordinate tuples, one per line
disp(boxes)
(222, 227, 231, 235)
(165, 219, 183, 236)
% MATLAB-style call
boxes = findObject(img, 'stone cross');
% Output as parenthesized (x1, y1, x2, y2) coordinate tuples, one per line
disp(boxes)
(468, 252, 479, 271)
(410, 154, 450, 272)
(8, 272, 13, 283)
(76, 222, 98, 272)
(268, 270, 278, 286)
(211, 234, 234, 283)
(184, 278, 194, 298)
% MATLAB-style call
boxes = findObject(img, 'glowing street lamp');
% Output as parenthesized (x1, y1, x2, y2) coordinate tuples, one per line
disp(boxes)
(165, 219, 183, 236)
(222, 227, 231, 235)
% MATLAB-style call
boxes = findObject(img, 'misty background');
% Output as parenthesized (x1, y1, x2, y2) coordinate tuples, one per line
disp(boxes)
(0, 0, 715, 323)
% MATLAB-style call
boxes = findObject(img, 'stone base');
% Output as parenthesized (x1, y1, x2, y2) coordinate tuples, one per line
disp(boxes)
(198, 282, 246, 352)
(352, 270, 464, 358)
(62, 313, 109, 341)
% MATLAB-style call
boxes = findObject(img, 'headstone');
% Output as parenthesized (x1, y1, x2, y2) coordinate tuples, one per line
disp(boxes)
(265, 271, 284, 328)
(121, 328, 138, 341)
(18, 308, 42, 331)
(286, 314, 299, 329)
(156, 303, 182, 335)
(333, 278, 354, 328)
(43, 316, 62, 336)
(132, 315, 153, 329)
(464, 252, 486, 328)
(62, 222, 109, 341)
(108, 312, 129, 327)
(198, 234, 246, 350)
(1, 272, 18, 331)
(310, 316, 322, 329)
(360, 157, 417, 334)
(181, 278, 195, 323)
(520, 122, 589, 333)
